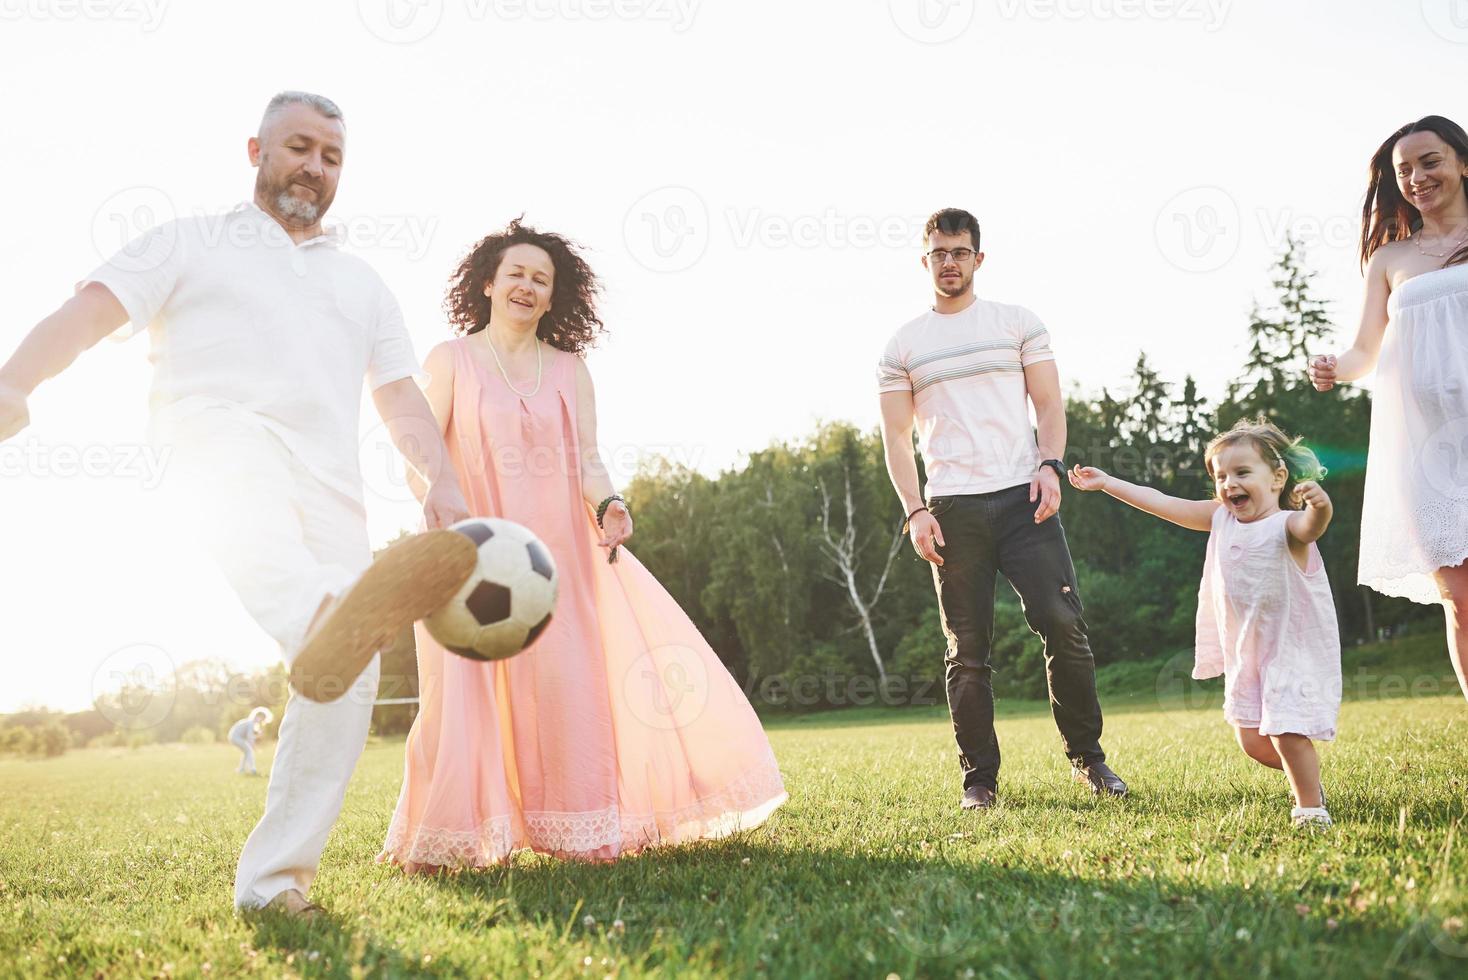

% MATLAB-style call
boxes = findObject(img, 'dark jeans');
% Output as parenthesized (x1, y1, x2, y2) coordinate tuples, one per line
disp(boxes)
(928, 484, 1105, 790)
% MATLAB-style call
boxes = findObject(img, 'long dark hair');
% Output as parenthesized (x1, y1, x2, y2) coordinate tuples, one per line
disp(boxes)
(1359, 115, 1468, 270)
(444, 217, 605, 354)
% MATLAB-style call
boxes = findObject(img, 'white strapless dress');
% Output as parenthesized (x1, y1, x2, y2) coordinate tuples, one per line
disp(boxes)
(1359, 263, 1468, 604)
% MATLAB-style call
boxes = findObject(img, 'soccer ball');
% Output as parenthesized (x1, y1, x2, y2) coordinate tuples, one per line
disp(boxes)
(424, 518, 558, 661)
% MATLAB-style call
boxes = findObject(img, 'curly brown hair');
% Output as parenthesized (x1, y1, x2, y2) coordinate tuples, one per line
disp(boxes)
(443, 217, 606, 354)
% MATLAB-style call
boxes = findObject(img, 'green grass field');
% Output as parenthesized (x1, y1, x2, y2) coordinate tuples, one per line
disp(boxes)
(2, 653, 1465, 978)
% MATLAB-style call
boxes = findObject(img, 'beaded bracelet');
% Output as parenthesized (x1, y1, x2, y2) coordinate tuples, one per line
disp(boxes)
(596, 493, 628, 563)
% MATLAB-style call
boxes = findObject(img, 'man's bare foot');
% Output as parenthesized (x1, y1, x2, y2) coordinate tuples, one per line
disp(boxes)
(288, 530, 478, 702)
(262, 888, 326, 921)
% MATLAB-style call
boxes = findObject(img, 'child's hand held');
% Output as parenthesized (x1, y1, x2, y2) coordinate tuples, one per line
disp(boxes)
(1293, 480, 1328, 509)
(1067, 464, 1109, 492)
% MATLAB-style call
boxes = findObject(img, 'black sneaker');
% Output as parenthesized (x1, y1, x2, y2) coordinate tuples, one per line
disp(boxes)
(1073, 761, 1128, 797)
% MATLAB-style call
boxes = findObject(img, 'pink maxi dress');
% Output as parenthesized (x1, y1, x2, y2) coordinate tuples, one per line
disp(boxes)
(378, 337, 786, 868)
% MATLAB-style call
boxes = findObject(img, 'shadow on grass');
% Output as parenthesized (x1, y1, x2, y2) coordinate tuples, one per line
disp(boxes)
(297, 835, 1467, 978)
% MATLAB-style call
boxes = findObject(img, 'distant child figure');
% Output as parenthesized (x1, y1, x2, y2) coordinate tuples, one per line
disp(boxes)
(1069, 419, 1341, 828)
(228, 708, 274, 777)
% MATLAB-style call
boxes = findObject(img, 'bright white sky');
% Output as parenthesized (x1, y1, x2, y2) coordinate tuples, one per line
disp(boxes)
(1, 0, 1461, 712)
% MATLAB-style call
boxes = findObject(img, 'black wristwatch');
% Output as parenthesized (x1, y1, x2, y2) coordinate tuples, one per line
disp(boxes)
(1039, 459, 1065, 480)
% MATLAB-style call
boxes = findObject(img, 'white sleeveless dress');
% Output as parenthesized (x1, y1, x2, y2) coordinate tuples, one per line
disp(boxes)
(1358, 263, 1468, 605)
(1194, 508, 1341, 741)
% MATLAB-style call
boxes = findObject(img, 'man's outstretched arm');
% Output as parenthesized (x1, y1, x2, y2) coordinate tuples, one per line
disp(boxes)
(0, 283, 130, 440)
(371, 377, 470, 530)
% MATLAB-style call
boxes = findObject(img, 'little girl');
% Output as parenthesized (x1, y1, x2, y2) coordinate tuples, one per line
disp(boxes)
(1069, 418, 1341, 828)
(227, 707, 273, 777)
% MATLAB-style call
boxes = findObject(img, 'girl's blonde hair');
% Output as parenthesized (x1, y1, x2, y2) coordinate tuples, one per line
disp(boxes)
(1204, 418, 1327, 510)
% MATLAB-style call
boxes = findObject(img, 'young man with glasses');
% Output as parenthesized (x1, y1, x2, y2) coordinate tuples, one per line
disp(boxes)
(877, 208, 1126, 810)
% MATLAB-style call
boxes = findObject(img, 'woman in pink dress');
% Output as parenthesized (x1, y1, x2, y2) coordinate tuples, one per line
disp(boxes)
(378, 220, 786, 870)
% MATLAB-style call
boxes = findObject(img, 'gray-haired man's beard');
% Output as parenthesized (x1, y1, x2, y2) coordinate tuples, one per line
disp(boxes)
(274, 191, 320, 223)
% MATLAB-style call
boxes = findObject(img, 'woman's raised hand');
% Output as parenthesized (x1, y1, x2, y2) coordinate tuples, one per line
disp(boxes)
(1067, 464, 1111, 492)
(1307, 354, 1338, 392)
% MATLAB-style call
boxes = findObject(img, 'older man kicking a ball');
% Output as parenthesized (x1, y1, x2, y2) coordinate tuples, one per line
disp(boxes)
(0, 91, 476, 918)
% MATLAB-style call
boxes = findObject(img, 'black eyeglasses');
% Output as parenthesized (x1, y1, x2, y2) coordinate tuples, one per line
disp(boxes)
(926, 248, 976, 263)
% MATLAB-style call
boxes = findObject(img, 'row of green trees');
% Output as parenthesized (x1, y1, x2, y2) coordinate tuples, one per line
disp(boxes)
(617, 240, 1433, 707)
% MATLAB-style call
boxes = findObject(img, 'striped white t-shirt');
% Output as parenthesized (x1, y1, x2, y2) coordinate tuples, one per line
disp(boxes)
(877, 298, 1055, 497)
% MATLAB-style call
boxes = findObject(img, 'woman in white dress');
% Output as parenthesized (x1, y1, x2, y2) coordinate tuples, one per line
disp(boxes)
(1309, 114, 1468, 702)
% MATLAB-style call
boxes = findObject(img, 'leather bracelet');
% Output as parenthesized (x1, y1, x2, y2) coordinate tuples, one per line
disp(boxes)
(902, 505, 928, 535)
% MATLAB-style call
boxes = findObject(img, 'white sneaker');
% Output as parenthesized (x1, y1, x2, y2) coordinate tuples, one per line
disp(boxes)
(1291, 806, 1332, 828)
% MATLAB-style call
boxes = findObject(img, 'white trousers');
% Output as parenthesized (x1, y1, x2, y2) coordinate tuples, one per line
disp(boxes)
(230, 734, 257, 774)
(158, 407, 379, 911)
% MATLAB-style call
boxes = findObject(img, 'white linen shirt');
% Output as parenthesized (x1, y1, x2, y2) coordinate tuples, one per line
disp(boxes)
(81, 202, 421, 504)
(877, 299, 1055, 497)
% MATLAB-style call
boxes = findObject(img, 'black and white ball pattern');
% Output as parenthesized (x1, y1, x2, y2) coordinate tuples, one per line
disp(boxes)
(424, 518, 558, 661)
